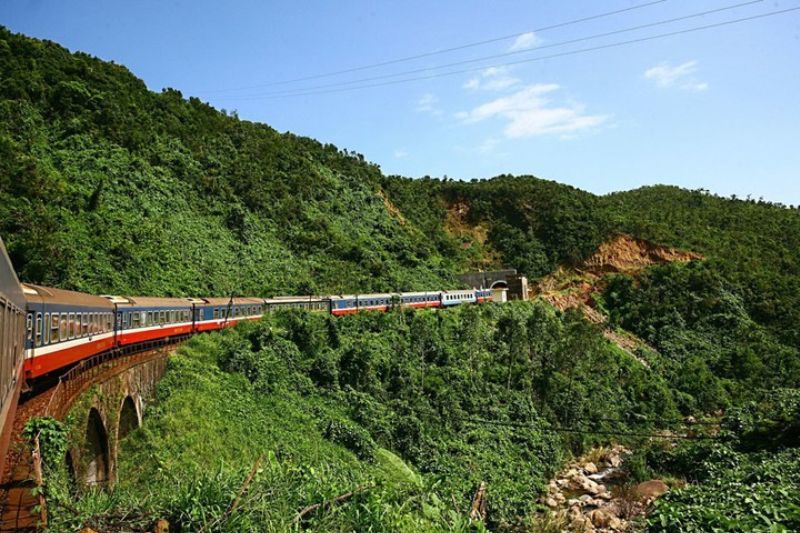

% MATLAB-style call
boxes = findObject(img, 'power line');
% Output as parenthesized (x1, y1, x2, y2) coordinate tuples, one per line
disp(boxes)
(200, 0, 669, 94)
(221, 6, 799, 100)
(222, 0, 762, 99)
(464, 417, 720, 440)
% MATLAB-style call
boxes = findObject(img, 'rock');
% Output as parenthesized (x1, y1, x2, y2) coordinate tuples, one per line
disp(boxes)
(545, 497, 559, 508)
(589, 508, 622, 530)
(601, 451, 622, 468)
(635, 480, 670, 500)
(573, 474, 602, 495)
(684, 415, 697, 425)
(79, 529, 98, 533)
(584, 461, 598, 474)
(570, 514, 595, 532)
(565, 468, 581, 479)
(555, 492, 566, 503)
(597, 491, 613, 500)
(568, 498, 584, 508)
(153, 519, 170, 533)
(596, 484, 608, 494)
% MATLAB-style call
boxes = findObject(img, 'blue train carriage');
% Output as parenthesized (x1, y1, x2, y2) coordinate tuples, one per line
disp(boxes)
(23, 284, 116, 379)
(264, 296, 330, 313)
(193, 297, 266, 332)
(0, 236, 26, 479)
(476, 288, 493, 302)
(441, 289, 478, 306)
(397, 291, 442, 309)
(109, 295, 194, 345)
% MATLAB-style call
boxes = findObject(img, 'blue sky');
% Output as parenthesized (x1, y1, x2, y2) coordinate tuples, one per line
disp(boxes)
(2, 0, 799, 203)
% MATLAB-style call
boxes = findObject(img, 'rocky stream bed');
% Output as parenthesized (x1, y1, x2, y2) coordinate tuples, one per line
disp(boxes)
(540, 445, 671, 532)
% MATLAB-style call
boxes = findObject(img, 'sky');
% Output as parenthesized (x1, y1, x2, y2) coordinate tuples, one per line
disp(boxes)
(1, 0, 799, 204)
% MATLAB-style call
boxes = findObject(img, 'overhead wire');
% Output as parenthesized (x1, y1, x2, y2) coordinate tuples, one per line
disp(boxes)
(221, 0, 762, 98)
(199, 0, 669, 93)
(463, 417, 721, 440)
(218, 5, 799, 100)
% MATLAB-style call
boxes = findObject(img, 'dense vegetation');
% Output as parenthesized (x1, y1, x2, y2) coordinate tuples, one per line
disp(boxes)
(43, 304, 681, 531)
(3, 26, 800, 531)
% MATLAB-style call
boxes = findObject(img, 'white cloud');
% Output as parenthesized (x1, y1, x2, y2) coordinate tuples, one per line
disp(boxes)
(415, 93, 437, 112)
(463, 66, 520, 92)
(393, 149, 408, 159)
(478, 138, 501, 154)
(457, 84, 608, 138)
(644, 60, 709, 92)
(508, 32, 542, 52)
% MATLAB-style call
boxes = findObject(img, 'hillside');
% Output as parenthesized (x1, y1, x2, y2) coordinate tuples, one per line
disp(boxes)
(2, 27, 800, 531)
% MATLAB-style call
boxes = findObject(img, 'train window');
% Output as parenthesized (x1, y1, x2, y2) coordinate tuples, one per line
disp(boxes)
(26, 313, 32, 343)
(42, 313, 49, 345)
(144, 312, 151, 326)
(58, 313, 67, 340)
(35, 313, 42, 347)
(50, 313, 60, 343)
(81, 313, 89, 337)
(131, 312, 139, 328)
(106, 313, 112, 332)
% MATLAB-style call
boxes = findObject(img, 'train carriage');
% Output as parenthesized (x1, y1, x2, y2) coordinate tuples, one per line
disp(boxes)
(193, 297, 265, 332)
(441, 289, 477, 306)
(264, 296, 330, 313)
(108, 296, 194, 346)
(23, 284, 116, 379)
(398, 291, 441, 309)
(0, 238, 26, 477)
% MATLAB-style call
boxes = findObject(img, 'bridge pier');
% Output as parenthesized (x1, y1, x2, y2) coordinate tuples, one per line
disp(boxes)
(64, 355, 166, 489)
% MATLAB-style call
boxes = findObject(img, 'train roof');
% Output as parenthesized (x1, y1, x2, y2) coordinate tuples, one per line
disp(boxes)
(23, 284, 114, 309)
(0, 237, 24, 310)
(200, 297, 265, 306)
(108, 296, 194, 308)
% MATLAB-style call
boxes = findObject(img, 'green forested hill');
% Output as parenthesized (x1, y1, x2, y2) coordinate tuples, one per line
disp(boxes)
(0, 25, 466, 296)
(4, 26, 800, 531)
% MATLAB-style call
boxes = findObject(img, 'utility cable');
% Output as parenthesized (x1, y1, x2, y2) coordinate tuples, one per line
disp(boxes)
(220, 6, 799, 100)
(223, 0, 762, 99)
(464, 417, 720, 440)
(200, 0, 669, 93)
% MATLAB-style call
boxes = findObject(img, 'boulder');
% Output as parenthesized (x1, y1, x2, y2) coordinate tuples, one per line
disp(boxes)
(584, 462, 598, 474)
(601, 451, 622, 468)
(570, 514, 595, 532)
(635, 480, 670, 500)
(545, 497, 559, 508)
(153, 519, 170, 533)
(589, 508, 622, 530)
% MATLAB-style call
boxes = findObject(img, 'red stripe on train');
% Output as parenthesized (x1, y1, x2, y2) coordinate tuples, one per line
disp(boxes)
(24, 336, 116, 378)
(117, 325, 193, 346)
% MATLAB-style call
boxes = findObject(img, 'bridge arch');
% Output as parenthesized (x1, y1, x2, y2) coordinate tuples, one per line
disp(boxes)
(117, 395, 141, 441)
(489, 280, 508, 289)
(84, 407, 110, 485)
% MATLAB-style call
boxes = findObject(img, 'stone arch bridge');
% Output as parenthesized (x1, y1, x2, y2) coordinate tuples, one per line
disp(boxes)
(0, 338, 185, 530)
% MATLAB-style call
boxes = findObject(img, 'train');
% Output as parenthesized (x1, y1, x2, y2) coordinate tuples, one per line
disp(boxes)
(22, 286, 492, 380)
(0, 235, 493, 474)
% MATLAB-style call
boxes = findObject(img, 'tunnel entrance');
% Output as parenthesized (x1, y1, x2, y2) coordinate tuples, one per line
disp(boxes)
(84, 408, 109, 486)
(118, 396, 140, 440)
